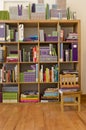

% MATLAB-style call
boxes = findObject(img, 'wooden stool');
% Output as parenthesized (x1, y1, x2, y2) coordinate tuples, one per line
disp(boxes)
(59, 90, 81, 112)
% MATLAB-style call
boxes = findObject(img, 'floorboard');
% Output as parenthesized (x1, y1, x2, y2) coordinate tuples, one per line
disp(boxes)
(0, 103, 86, 130)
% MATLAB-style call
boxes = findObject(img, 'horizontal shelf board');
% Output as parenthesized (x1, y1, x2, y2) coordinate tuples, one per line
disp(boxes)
(59, 20, 80, 26)
(40, 41, 58, 44)
(59, 61, 78, 63)
(1, 82, 18, 84)
(19, 62, 38, 64)
(40, 82, 58, 84)
(40, 62, 58, 64)
(19, 41, 38, 44)
(59, 41, 78, 43)
(0, 42, 18, 44)
(19, 82, 38, 84)
(5, 62, 18, 64)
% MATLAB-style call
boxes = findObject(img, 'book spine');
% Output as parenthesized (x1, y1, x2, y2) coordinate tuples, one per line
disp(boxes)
(36, 64, 38, 82)
(18, 24, 24, 41)
(60, 43, 63, 62)
(72, 43, 78, 61)
(0, 23, 5, 41)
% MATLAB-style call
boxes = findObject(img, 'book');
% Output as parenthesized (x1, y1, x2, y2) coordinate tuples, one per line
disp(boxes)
(60, 43, 63, 61)
(0, 23, 5, 41)
(72, 43, 78, 61)
(18, 24, 24, 41)
(39, 29, 44, 42)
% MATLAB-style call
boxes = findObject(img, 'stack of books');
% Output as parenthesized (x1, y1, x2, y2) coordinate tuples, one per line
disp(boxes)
(43, 88, 58, 97)
(66, 33, 78, 42)
(20, 91, 39, 103)
(2, 85, 18, 103)
(2, 92, 18, 103)
(6, 50, 18, 62)
(40, 45, 57, 62)
(20, 64, 38, 82)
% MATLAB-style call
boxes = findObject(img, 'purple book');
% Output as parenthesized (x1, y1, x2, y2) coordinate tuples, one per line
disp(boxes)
(72, 43, 78, 61)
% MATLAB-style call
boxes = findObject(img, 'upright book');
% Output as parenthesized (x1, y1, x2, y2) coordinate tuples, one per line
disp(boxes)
(0, 23, 5, 41)
(72, 43, 78, 61)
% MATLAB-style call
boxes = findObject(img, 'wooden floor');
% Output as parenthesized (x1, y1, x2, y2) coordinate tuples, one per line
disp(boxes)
(0, 103, 86, 130)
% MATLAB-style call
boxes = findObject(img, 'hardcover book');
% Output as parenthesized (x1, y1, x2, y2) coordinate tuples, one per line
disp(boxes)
(72, 43, 78, 61)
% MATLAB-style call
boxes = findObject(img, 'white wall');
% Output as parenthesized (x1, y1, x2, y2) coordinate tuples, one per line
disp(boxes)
(0, 0, 86, 94)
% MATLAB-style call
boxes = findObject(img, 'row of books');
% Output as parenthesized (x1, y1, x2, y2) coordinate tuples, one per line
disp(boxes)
(0, 23, 18, 42)
(40, 64, 58, 82)
(60, 43, 78, 61)
(19, 46, 38, 62)
(0, 64, 18, 83)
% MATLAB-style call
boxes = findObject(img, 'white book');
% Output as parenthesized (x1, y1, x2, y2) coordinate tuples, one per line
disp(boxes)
(18, 24, 24, 41)
(39, 29, 44, 42)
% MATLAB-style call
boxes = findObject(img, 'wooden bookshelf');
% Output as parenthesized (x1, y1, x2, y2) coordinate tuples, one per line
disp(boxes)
(0, 20, 81, 103)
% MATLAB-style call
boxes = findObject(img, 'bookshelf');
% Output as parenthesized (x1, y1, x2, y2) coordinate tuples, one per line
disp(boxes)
(0, 20, 81, 103)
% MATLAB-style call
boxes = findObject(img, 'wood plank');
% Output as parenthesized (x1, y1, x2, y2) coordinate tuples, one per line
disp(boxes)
(0, 103, 86, 130)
